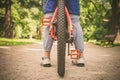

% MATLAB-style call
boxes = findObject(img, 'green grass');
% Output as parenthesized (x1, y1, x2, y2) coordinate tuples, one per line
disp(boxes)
(0, 38, 40, 46)
(88, 40, 120, 47)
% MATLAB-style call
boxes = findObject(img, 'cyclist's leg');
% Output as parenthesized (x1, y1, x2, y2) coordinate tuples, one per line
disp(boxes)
(70, 14, 84, 53)
(70, 14, 85, 66)
(43, 13, 54, 58)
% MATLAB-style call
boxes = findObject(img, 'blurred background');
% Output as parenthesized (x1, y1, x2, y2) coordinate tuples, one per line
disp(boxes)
(0, 0, 120, 46)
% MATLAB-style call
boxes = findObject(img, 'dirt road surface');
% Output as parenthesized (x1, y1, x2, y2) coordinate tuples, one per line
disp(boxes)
(0, 42, 120, 80)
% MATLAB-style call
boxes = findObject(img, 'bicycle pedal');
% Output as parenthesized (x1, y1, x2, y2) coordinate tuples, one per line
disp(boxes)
(41, 18, 51, 26)
(70, 50, 81, 60)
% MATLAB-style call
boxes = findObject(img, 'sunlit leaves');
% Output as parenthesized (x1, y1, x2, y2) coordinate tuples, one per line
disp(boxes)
(80, 0, 112, 41)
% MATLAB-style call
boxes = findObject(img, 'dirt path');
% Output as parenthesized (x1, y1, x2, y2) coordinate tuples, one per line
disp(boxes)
(0, 42, 120, 80)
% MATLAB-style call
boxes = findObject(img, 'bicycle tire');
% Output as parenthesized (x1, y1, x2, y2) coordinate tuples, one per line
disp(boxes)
(57, 0, 66, 77)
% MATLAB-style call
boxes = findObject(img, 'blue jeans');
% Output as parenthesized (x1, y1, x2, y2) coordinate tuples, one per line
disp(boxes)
(43, 13, 84, 52)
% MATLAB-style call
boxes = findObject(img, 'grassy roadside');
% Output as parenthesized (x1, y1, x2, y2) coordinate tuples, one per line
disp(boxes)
(1, 38, 119, 47)
(0, 38, 40, 46)
(88, 40, 120, 47)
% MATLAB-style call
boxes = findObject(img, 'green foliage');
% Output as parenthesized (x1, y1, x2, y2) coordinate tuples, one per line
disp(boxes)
(0, 0, 5, 37)
(0, 0, 114, 42)
(82, 25, 95, 41)
(92, 27, 107, 41)
(80, 0, 112, 41)
(0, 0, 43, 38)
(10, 0, 43, 39)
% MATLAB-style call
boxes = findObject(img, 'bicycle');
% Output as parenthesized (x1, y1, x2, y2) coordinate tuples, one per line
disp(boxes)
(42, 0, 81, 77)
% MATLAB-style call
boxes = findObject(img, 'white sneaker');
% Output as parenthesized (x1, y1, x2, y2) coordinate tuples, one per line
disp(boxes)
(72, 57, 85, 67)
(41, 57, 51, 67)
(76, 57, 85, 67)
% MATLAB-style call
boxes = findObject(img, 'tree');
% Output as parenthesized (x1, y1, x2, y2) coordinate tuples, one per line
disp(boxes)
(109, 0, 120, 42)
(4, 0, 11, 38)
(0, 0, 5, 37)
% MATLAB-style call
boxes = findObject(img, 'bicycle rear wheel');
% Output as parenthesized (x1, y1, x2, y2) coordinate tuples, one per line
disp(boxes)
(57, 0, 66, 77)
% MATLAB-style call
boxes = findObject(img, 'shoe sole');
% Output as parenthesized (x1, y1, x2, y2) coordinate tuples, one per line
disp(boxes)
(76, 63, 85, 67)
(43, 64, 51, 67)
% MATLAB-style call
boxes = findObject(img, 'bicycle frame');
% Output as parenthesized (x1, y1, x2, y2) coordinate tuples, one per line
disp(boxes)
(42, 7, 73, 40)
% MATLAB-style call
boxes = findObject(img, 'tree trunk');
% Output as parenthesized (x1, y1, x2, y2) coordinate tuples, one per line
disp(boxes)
(109, 0, 120, 43)
(4, 0, 11, 38)
(36, 26, 42, 40)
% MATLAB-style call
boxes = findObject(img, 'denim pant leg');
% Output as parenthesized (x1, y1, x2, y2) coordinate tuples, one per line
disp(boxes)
(43, 13, 54, 51)
(43, 13, 84, 52)
(70, 14, 84, 52)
